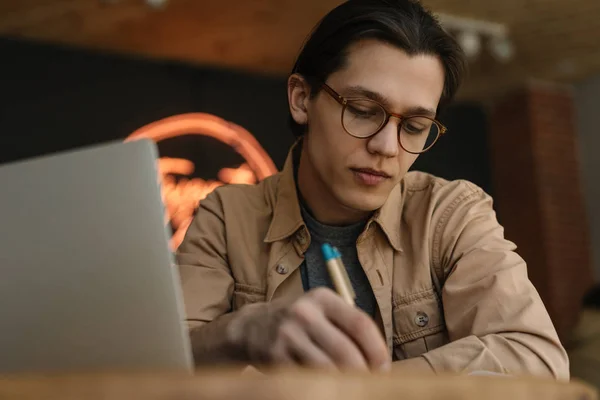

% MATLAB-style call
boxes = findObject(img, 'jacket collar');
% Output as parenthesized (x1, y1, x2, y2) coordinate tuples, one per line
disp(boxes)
(264, 141, 305, 243)
(371, 183, 403, 252)
(264, 141, 403, 252)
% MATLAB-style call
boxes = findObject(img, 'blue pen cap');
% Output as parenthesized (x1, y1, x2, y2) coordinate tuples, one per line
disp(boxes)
(332, 246, 342, 259)
(321, 243, 336, 262)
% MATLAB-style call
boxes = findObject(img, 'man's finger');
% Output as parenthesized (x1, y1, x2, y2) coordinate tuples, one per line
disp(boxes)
(293, 303, 369, 370)
(279, 320, 337, 370)
(312, 289, 391, 370)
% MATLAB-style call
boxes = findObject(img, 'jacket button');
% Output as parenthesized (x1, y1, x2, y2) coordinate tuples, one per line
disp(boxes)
(276, 264, 288, 275)
(415, 311, 429, 327)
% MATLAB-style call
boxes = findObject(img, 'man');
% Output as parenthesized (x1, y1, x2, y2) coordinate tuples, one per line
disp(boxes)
(177, 0, 569, 378)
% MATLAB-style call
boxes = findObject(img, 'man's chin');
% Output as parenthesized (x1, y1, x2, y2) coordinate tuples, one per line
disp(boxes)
(337, 191, 388, 214)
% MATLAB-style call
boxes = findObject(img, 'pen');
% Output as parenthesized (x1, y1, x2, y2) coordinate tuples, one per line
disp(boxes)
(332, 246, 356, 301)
(321, 243, 356, 306)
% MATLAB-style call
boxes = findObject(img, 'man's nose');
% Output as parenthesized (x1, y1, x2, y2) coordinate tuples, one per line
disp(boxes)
(366, 118, 400, 157)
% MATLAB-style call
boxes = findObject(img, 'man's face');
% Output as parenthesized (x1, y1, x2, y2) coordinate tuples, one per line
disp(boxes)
(300, 39, 445, 214)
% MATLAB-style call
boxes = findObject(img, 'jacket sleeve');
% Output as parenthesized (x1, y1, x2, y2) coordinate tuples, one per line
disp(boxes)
(176, 190, 234, 330)
(396, 181, 570, 380)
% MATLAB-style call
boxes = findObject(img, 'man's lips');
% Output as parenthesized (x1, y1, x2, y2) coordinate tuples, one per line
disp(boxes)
(350, 168, 392, 186)
(350, 168, 391, 178)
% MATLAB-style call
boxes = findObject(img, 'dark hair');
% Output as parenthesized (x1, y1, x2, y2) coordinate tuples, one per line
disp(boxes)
(289, 0, 467, 137)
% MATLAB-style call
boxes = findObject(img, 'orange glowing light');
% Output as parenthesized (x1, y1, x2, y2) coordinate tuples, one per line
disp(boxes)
(125, 113, 278, 250)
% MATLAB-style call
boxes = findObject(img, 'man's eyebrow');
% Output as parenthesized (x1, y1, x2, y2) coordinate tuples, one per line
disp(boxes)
(343, 85, 437, 118)
(403, 106, 437, 118)
(344, 85, 391, 106)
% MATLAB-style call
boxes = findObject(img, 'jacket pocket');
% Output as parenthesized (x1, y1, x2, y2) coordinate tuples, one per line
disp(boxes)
(392, 288, 448, 360)
(233, 283, 267, 311)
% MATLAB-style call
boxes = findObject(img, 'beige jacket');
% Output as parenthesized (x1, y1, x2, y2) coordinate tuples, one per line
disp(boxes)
(177, 146, 569, 379)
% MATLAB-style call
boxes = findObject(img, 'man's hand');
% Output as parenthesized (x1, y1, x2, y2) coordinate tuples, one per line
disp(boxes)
(228, 287, 391, 372)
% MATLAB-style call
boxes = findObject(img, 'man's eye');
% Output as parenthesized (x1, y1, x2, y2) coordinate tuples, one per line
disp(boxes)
(348, 105, 378, 118)
(403, 122, 427, 134)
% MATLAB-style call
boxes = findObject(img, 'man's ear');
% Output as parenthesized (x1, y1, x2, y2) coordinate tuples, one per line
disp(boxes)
(287, 74, 311, 126)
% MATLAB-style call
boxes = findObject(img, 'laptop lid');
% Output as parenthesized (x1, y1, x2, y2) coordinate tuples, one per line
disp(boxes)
(0, 139, 193, 373)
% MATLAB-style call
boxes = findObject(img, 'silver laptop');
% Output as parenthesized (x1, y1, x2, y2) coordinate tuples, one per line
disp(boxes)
(0, 139, 193, 373)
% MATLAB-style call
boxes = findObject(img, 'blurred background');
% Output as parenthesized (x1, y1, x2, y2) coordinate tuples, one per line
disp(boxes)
(1, 0, 599, 387)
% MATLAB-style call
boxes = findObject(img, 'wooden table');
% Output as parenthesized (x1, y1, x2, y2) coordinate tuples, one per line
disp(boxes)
(0, 369, 596, 400)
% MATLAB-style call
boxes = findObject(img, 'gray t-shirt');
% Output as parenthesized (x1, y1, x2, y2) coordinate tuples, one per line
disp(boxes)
(299, 206, 377, 317)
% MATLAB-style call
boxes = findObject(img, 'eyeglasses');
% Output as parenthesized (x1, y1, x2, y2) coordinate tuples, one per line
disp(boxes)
(321, 83, 447, 154)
